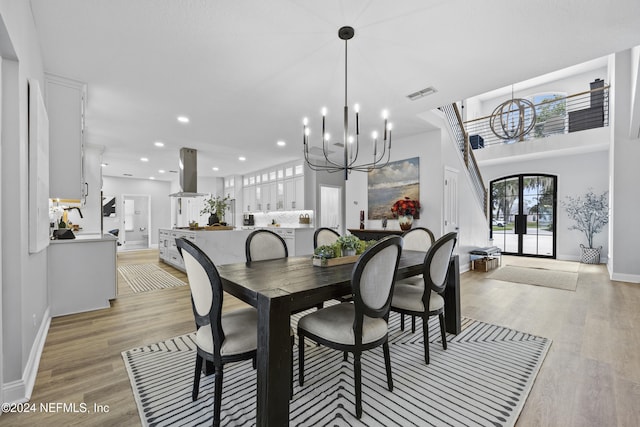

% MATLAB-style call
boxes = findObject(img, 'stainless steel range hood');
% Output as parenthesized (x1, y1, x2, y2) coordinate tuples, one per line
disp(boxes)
(169, 147, 208, 197)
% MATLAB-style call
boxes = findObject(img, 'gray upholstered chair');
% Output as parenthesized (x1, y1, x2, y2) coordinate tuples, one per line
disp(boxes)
(176, 238, 257, 427)
(245, 229, 287, 262)
(297, 235, 403, 419)
(313, 227, 340, 249)
(398, 227, 436, 331)
(390, 232, 457, 364)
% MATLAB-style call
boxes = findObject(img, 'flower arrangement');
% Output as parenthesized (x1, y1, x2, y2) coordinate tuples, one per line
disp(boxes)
(391, 197, 421, 218)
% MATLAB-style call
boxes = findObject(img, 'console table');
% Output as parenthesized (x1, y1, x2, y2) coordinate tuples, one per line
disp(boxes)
(347, 228, 403, 241)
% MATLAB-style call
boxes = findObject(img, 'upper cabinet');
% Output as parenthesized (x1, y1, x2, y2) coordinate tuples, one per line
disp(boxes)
(241, 161, 305, 212)
(45, 74, 87, 201)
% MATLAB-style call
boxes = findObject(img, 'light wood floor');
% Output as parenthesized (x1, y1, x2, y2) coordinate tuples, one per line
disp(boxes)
(4, 251, 639, 426)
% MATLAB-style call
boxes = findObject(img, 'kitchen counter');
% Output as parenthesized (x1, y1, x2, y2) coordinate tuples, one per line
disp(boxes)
(49, 232, 118, 243)
(159, 227, 315, 270)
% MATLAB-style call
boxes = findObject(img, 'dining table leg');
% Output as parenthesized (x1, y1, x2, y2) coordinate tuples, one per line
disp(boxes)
(256, 290, 292, 427)
(444, 254, 461, 334)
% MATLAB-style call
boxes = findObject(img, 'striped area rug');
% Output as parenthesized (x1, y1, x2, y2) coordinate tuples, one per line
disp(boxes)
(118, 263, 186, 293)
(123, 313, 550, 426)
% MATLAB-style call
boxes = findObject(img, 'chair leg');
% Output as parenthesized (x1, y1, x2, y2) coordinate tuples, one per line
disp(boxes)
(298, 334, 305, 386)
(422, 315, 430, 364)
(353, 351, 362, 419)
(213, 364, 223, 427)
(439, 313, 447, 350)
(252, 356, 256, 370)
(290, 335, 294, 399)
(411, 315, 416, 333)
(192, 354, 203, 401)
(400, 313, 405, 331)
(343, 351, 348, 362)
(383, 341, 393, 392)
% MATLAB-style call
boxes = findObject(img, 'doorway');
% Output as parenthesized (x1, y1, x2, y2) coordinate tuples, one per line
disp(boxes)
(319, 185, 342, 232)
(490, 174, 557, 257)
(120, 194, 151, 251)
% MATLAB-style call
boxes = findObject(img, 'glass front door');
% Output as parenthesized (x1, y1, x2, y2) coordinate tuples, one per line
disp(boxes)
(490, 174, 556, 257)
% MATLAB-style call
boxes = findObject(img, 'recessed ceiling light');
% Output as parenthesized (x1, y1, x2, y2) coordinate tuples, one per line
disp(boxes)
(277, 140, 286, 147)
(238, 156, 246, 161)
(149, 177, 155, 180)
(101, 163, 108, 167)
(158, 169, 165, 174)
(154, 141, 164, 147)
(140, 157, 149, 162)
(177, 116, 190, 123)
(212, 167, 219, 171)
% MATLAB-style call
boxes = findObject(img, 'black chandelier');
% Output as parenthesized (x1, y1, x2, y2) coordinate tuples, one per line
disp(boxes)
(303, 26, 392, 180)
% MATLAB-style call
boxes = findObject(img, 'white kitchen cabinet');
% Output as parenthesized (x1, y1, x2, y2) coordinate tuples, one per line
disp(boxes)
(48, 234, 117, 316)
(158, 228, 196, 271)
(243, 185, 256, 212)
(285, 175, 305, 210)
(45, 73, 87, 201)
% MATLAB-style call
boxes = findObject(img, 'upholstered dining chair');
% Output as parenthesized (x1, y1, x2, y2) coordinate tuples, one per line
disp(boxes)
(297, 235, 403, 419)
(176, 237, 258, 427)
(313, 227, 340, 249)
(390, 232, 457, 364)
(245, 229, 287, 262)
(246, 229, 323, 314)
(398, 227, 436, 331)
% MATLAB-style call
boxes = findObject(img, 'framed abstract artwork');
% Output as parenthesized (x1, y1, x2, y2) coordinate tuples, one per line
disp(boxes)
(367, 157, 420, 219)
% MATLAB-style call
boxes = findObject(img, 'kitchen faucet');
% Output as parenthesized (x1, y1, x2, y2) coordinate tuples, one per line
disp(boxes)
(64, 207, 84, 218)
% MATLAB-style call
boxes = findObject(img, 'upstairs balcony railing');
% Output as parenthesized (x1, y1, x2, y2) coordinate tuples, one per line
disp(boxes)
(463, 84, 610, 149)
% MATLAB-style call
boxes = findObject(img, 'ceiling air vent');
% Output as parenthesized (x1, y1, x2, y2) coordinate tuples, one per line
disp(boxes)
(407, 86, 437, 101)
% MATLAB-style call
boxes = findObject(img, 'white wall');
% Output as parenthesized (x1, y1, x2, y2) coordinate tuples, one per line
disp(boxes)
(345, 122, 490, 266)
(102, 176, 172, 246)
(480, 147, 609, 261)
(1, 1, 50, 402)
(609, 49, 640, 282)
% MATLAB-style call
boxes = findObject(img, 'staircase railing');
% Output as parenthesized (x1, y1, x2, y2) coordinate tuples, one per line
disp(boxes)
(440, 103, 488, 216)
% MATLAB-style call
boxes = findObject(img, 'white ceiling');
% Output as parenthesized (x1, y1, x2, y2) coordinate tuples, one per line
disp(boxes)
(29, 0, 640, 183)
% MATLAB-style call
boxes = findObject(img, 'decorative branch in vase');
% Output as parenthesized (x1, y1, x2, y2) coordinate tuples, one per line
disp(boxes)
(562, 189, 608, 264)
(201, 194, 231, 226)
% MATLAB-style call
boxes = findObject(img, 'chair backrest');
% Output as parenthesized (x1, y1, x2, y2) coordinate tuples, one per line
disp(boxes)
(313, 227, 340, 249)
(422, 232, 457, 295)
(245, 229, 288, 262)
(352, 235, 403, 322)
(402, 227, 435, 252)
(176, 238, 226, 349)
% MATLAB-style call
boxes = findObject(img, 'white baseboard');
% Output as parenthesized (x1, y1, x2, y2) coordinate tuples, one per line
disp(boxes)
(610, 271, 640, 283)
(3, 308, 50, 403)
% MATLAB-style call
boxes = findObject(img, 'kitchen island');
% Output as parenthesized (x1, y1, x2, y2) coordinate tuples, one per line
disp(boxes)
(159, 226, 315, 271)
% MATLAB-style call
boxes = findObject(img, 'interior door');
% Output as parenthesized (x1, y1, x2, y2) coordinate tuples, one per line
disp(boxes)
(490, 174, 556, 257)
(444, 167, 459, 236)
(122, 195, 150, 249)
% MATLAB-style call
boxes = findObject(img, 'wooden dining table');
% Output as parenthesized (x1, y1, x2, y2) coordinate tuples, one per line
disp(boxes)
(217, 250, 460, 426)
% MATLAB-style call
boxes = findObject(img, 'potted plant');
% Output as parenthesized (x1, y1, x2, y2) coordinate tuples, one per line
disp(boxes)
(391, 197, 421, 231)
(336, 235, 362, 257)
(562, 189, 609, 264)
(201, 194, 231, 226)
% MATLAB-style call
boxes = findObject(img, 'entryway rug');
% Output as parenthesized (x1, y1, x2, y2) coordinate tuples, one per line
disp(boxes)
(118, 263, 186, 293)
(488, 265, 578, 291)
(122, 313, 551, 426)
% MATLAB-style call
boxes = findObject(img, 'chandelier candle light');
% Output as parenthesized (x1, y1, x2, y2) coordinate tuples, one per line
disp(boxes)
(303, 26, 392, 180)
